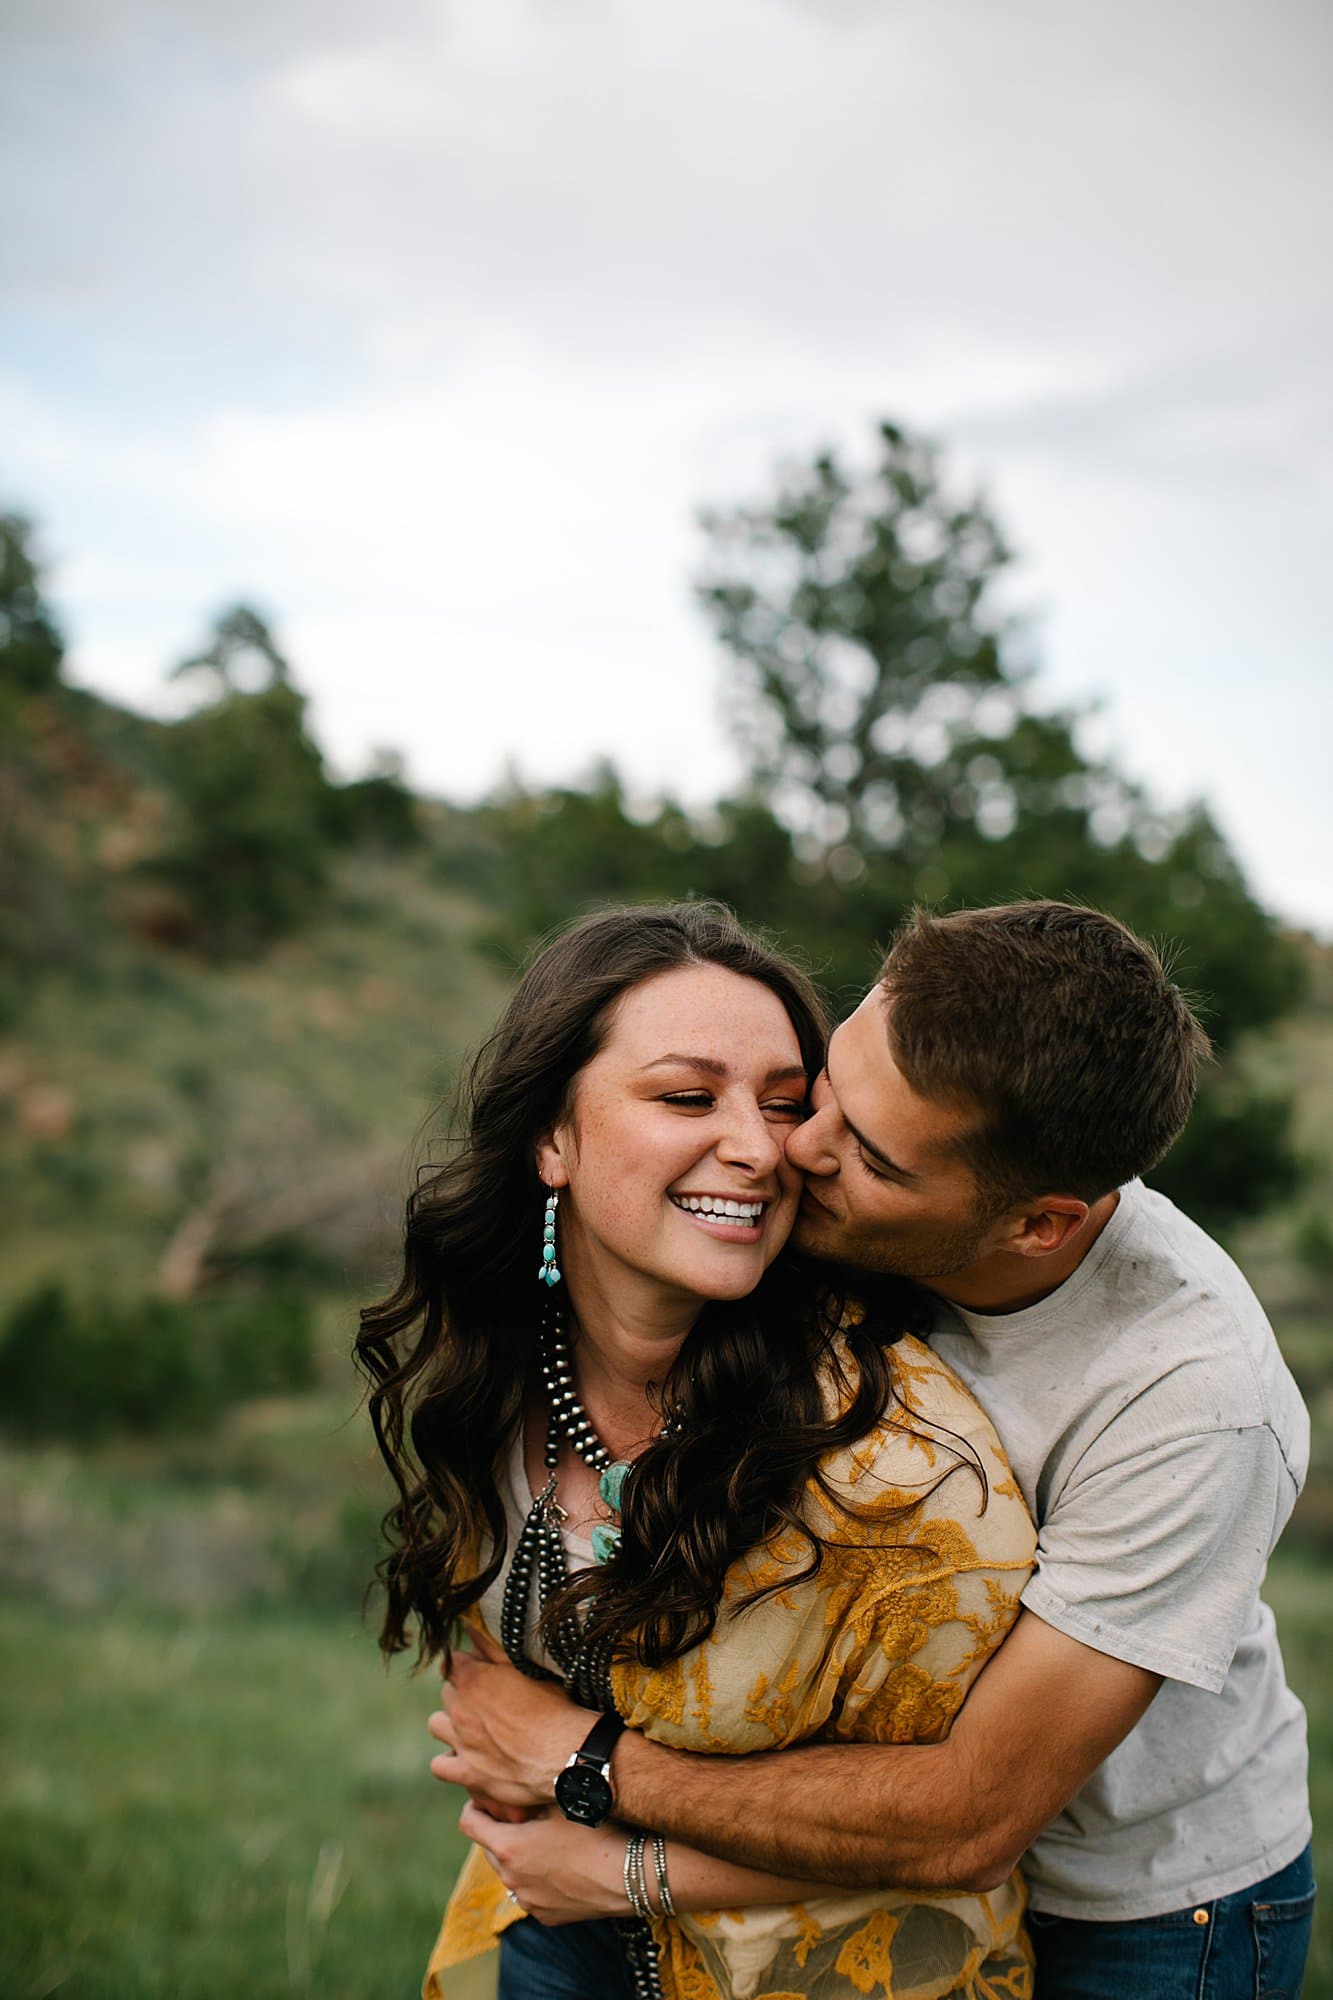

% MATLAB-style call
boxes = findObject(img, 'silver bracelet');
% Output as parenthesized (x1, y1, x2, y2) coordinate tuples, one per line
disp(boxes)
(623, 1832, 653, 1921)
(651, 1832, 676, 1918)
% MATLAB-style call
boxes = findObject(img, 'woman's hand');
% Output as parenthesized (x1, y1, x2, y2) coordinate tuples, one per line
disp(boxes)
(460, 1800, 630, 1927)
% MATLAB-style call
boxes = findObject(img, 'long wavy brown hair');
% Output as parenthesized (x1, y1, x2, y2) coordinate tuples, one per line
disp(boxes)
(357, 900, 963, 1669)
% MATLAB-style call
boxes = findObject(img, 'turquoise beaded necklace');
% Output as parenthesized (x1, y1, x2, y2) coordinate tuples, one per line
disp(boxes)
(537, 1309, 634, 1562)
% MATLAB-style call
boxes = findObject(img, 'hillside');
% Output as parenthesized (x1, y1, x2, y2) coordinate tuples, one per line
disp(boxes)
(4, 689, 1333, 1996)
(1, 843, 510, 1312)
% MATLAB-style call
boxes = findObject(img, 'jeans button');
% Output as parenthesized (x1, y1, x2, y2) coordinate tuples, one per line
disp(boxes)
(1192, 1908, 1210, 1926)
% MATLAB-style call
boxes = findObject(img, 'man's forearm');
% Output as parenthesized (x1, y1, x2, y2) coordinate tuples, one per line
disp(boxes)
(438, 1611, 1158, 1889)
(603, 1615, 1161, 1889)
(611, 1728, 1010, 1893)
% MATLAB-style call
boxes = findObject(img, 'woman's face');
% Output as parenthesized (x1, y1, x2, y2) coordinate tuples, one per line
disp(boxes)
(538, 964, 810, 1315)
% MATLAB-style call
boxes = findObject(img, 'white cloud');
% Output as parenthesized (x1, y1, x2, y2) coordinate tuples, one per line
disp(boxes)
(3, 0, 1330, 928)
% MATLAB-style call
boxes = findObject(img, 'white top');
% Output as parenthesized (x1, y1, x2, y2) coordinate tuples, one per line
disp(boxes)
(932, 1179, 1311, 1918)
(475, 1429, 595, 1675)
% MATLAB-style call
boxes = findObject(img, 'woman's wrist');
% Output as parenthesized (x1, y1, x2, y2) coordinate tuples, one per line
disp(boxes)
(623, 1831, 654, 1920)
(621, 1827, 675, 1921)
(591, 1819, 641, 1919)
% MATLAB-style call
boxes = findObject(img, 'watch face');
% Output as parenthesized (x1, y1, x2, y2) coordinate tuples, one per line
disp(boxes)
(554, 1760, 614, 1827)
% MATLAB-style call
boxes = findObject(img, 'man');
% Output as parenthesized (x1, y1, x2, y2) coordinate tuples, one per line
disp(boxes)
(433, 901, 1314, 1997)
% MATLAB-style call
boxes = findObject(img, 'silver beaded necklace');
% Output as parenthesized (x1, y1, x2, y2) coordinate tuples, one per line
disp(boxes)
(498, 1297, 635, 1704)
(496, 1293, 674, 1999)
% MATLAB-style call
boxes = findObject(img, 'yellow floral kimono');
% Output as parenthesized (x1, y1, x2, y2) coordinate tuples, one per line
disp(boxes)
(425, 1332, 1038, 2000)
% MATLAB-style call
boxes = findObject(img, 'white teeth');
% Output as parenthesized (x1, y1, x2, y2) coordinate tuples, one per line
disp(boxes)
(674, 1195, 764, 1220)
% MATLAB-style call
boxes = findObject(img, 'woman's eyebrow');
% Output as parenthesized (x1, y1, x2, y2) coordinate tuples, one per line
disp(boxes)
(639, 1056, 808, 1084)
(641, 1054, 729, 1076)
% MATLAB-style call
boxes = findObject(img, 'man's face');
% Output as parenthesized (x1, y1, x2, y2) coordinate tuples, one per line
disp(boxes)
(788, 985, 1006, 1282)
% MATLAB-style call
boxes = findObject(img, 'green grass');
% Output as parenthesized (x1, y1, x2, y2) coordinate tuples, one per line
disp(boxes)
(1, 1553, 1329, 1999)
(1263, 1556, 1332, 1993)
(0, 1600, 468, 2000)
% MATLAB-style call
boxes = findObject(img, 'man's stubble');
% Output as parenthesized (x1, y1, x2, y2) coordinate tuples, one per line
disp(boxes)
(792, 1199, 992, 1286)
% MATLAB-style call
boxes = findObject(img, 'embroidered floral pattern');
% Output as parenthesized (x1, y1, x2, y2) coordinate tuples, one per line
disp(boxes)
(425, 1334, 1037, 2000)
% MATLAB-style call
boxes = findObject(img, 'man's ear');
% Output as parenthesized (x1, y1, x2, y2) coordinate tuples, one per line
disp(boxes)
(1003, 1195, 1090, 1260)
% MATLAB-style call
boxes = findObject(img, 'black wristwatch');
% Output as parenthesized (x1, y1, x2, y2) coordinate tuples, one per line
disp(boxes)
(553, 1710, 626, 1827)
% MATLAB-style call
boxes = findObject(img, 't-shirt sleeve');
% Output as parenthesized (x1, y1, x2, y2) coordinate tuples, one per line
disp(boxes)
(1020, 1422, 1295, 1693)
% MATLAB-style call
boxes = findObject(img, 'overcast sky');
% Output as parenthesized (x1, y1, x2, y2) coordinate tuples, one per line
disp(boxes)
(3, 0, 1330, 930)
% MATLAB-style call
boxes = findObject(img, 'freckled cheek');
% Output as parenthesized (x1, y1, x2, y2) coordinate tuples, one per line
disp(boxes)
(568, 1110, 686, 1248)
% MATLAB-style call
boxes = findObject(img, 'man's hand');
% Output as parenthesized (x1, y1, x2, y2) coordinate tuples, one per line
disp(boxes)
(429, 1639, 598, 1809)
(459, 1801, 629, 1926)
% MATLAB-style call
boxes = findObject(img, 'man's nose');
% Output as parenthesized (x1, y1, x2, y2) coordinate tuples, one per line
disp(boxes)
(786, 1100, 840, 1176)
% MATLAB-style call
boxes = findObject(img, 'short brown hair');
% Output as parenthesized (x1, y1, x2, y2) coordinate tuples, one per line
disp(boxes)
(882, 901, 1212, 1208)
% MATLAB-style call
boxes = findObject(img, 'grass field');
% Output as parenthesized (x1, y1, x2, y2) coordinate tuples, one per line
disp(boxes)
(0, 1596, 467, 2000)
(0, 1560, 1320, 2000)
(1, 1556, 1329, 2000)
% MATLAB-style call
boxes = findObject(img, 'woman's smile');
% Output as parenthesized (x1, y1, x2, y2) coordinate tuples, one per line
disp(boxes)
(668, 1190, 771, 1241)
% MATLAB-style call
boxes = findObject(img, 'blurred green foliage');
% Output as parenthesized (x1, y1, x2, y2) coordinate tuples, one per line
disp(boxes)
(1297, 1213, 1333, 1280)
(0, 1283, 315, 1442)
(699, 420, 1067, 862)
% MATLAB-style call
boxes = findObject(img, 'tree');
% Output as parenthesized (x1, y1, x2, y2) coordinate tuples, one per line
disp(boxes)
(0, 514, 64, 703)
(151, 604, 336, 953)
(325, 749, 422, 851)
(0, 514, 92, 984)
(170, 601, 292, 700)
(697, 422, 1121, 867)
(695, 419, 1307, 1226)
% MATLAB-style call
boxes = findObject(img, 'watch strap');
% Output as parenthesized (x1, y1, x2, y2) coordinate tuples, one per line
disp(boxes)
(572, 1708, 625, 1773)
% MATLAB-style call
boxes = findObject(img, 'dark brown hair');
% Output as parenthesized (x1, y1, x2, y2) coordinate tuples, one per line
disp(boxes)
(357, 901, 942, 1668)
(882, 900, 1212, 1209)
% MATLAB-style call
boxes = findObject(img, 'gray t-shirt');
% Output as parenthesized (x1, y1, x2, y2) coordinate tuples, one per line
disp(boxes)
(931, 1179, 1311, 1919)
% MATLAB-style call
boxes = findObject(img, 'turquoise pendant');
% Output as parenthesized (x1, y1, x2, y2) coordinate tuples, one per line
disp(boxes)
(591, 1523, 621, 1565)
(598, 1460, 630, 1511)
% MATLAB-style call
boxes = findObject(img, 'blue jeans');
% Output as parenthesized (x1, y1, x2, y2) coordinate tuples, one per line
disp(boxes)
(1031, 1845, 1315, 2000)
(497, 1915, 636, 1999)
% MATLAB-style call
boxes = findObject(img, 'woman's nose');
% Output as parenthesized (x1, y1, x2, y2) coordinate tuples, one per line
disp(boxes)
(715, 1100, 783, 1174)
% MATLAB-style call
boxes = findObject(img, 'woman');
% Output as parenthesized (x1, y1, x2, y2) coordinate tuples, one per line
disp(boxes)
(358, 903, 1037, 2000)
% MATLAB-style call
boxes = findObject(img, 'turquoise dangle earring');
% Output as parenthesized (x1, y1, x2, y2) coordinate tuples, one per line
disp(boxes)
(538, 1188, 562, 1287)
